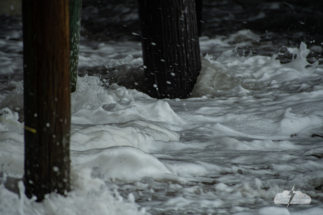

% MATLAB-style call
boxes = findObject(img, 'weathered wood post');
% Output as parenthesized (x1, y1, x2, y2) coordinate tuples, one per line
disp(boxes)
(23, 0, 71, 201)
(138, 0, 201, 99)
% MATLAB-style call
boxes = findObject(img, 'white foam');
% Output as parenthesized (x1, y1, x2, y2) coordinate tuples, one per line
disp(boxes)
(192, 42, 319, 98)
(71, 120, 180, 151)
(72, 76, 185, 126)
(1, 29, 323, 214)
(72, 146, 182, 183)
(0, 180, 147, 215)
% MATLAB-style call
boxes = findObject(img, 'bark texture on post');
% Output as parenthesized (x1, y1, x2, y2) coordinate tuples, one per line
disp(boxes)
(23, 0, 71, 201)
(69, 0, 82, 92)
(138, 0, 201, 99)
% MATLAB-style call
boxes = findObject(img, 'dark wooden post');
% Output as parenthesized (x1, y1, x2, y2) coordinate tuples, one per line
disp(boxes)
(138, 0, 201, 99)
(195, 0, 203, 36)
(23, 0, 71, 201)
(69, 0, 82, 92)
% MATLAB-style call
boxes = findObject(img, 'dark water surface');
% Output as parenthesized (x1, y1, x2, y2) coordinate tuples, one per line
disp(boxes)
(0, 0, 322, 83)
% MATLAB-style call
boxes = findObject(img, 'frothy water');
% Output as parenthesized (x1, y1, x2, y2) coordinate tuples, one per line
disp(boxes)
(1, 1, 323, 214)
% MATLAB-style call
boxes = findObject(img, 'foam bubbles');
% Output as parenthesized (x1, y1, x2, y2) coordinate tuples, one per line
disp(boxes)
(72, 146, 181, 183)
